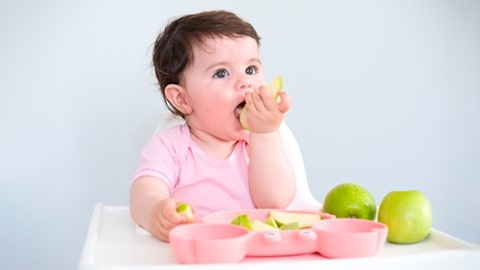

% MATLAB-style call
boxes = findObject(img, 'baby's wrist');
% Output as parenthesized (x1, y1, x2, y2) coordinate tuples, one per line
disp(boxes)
(248, 130, 280, 141)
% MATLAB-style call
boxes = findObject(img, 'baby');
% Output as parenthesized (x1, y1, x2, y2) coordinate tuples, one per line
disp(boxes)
(130, 10, 296, 242)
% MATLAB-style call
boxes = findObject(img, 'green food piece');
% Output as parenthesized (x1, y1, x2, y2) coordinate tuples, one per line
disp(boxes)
(231, 214, 252, 230)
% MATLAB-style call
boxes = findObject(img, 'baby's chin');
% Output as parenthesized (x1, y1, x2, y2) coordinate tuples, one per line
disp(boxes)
(236, 128, 250, 140)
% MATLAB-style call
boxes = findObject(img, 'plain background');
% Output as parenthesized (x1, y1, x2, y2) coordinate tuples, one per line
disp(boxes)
(1, 0, 479, 269)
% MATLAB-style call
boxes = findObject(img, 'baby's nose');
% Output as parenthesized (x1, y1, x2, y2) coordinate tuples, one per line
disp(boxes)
(240, 80, 253, 90)
(237, 74, 254, 90)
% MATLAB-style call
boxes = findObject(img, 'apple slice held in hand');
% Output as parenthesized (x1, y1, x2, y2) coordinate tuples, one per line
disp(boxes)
(239, 75, 283, 130)
(176, 202, 195, 223)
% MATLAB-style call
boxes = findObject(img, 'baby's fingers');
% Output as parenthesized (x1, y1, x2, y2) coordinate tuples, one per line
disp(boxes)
(276, 91, 291, 113)
(162, 199, 187, 226)
(256, 86, 275, 110)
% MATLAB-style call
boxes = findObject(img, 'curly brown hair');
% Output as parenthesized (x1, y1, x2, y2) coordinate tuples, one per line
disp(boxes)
(152, 10, 261, 117)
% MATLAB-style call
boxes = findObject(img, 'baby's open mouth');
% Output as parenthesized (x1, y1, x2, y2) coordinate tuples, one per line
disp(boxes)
(234, 102, 246, 119)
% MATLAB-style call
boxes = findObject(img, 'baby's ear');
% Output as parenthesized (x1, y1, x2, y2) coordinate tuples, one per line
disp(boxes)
(165, 84, 192, 115)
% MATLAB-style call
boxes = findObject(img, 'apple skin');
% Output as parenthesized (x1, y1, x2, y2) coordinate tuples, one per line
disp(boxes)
(378, 190, 432, 244)
(231, 214, 252, 230)
(322, 183, 377, 220)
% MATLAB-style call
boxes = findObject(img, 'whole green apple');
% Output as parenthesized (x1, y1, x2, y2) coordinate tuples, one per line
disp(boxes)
(378, 190, 432, 244)
(322, 183, 377, 220)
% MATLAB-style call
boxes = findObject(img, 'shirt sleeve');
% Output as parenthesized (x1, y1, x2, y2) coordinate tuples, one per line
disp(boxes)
(131, 125, 187, 194)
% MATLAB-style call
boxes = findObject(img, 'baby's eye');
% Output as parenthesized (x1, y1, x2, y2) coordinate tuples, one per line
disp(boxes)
(213, 69, 229, 79)
(245, 65, 258, 75)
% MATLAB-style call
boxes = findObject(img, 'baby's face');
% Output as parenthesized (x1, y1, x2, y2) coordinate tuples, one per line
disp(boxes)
(181, 36, 265, 141)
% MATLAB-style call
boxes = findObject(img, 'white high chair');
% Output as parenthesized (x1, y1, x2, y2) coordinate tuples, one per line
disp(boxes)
(157, 116, 322, 210)
(80, 118, 480, 269)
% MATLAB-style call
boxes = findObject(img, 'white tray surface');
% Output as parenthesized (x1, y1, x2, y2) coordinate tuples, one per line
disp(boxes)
(78, 204, 480, 270)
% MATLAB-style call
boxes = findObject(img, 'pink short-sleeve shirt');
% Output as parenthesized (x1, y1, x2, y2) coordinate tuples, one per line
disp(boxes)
(132, 124, 255, 217)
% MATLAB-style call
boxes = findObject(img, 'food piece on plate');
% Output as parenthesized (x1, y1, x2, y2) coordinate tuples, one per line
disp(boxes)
(270, 211, 321, 229)
(251, 219, 280, 231)
(279, 222, 300, 230)
(231, 214, 252, 230)
(264, 216, 279, 229)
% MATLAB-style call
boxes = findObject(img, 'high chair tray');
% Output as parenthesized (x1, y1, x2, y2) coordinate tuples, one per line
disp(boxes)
(78, 203, 480, 270)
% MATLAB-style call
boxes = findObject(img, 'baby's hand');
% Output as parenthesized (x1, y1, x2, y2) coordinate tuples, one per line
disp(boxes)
(148, 198, 192, 242)
(244, 86, 291, 133)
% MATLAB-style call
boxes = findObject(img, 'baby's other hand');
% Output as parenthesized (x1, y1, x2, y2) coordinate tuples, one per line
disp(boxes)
(148, 198, 191, 242)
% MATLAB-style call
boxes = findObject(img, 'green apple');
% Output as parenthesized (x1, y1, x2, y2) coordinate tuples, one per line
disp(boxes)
(176, 203, 195, 222)
(322, 183, 377, 220)
(231, 214, 252, 230)
(251, 219, 280, 231)
(378, 190, 432, 244)
(270, 211, 321, 228)
(239, 75, 283, 130)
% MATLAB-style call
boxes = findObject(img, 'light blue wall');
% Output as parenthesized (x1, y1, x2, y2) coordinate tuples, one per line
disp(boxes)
(1, 0, 479, 269)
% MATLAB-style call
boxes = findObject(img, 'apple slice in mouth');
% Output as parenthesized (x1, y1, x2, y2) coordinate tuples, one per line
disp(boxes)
(234, 101, 246, 120)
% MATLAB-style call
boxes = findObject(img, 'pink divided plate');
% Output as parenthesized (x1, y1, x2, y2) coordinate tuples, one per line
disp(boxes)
(202, 209, 335, 257)
(169, 209, 389, 264)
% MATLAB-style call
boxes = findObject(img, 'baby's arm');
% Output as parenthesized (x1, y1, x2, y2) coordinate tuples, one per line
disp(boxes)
(249, 131, 296, 208)
(247, 87, 296, 208)
(130, 176, 188, 242)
